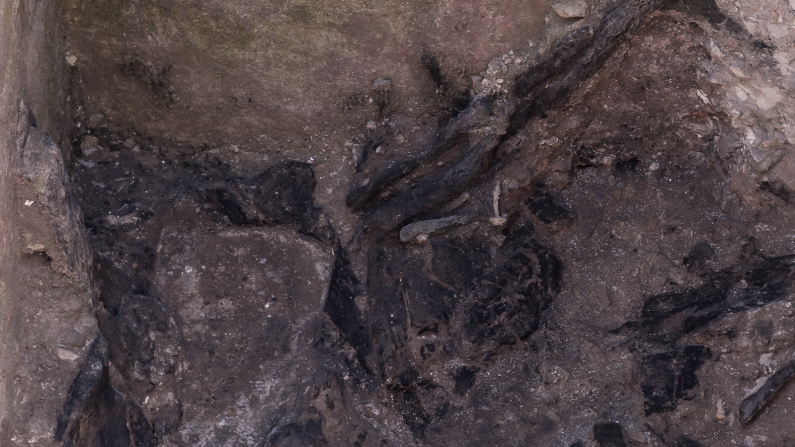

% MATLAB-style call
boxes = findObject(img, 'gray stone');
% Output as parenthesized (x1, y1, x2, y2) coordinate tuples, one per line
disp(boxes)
(154, 225, 334, 445)
(17, 127, 92, 284)
(552, 0, 590, 18)
(372, 78, 392, 90)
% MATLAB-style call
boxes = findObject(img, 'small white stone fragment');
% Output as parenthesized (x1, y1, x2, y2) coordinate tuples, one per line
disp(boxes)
(755, 86, 783, 110)
(729, 66, 748, 78)
(716, 398, 726, 420)
(493, 180, 502, 217)
(552, 0, 589, 18)
(696, 89, 710, 104)
(24, 200, 34, 206)
(105, 214, 139, 225)
(734, 86, 749, 101)
(56, 347, 80, 361)
(489, 217, 508, 227)
(65, 53, 78, 66)
(372, 78, 392, 89)
(540, 137, 560, 146)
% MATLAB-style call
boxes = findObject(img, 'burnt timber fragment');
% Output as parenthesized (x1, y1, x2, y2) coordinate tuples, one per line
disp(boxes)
(641, 346, 712, 415)
(739, 361, 795, 425)
(346, 97, 492, 211)
(352, 0, 665, 236)
(629, 254, 795, 343)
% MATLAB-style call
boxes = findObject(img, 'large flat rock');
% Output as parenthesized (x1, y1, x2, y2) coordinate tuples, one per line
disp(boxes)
(153, 225, 333, 445)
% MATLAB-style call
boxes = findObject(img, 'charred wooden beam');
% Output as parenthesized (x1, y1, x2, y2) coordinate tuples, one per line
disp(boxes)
(355, 0, 664, 235)
(524, 0, 663, 119)
(739, 361, 795, 425)
(364, 136, 499, 234)
(346, 97, 492, 211)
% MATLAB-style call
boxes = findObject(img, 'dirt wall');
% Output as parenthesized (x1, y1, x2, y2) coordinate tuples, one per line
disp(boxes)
(65, 0, 553, 151)
(0, 0, 96, 444)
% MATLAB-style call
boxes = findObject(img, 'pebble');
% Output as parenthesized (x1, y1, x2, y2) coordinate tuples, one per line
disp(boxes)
(489, 217, 508, 226)
(552, 0, 590, 18)
(56, 347, 80, 361)
(372, 78, 392, 90)
(697, 89, 710, 104)
(65, 53, 78, 66)
(716, 398, 726, 420)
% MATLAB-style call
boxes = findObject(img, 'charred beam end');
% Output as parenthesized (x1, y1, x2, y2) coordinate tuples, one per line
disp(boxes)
(529, 0, 663, 118)
(352, 0, 663, 229)
(514, 25, 595, 99)
(55, 336, 109, 443)
(363, 137, 498, 235)
(508, 25, 595, 136)
(739, 361, 795, 425)
(323, 246, 373, 373)
(346, 97, 492, 211)
(630, 254, 795, 342)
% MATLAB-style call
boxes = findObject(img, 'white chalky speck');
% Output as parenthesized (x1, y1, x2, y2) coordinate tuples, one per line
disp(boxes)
(696, 89, 710, 104)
